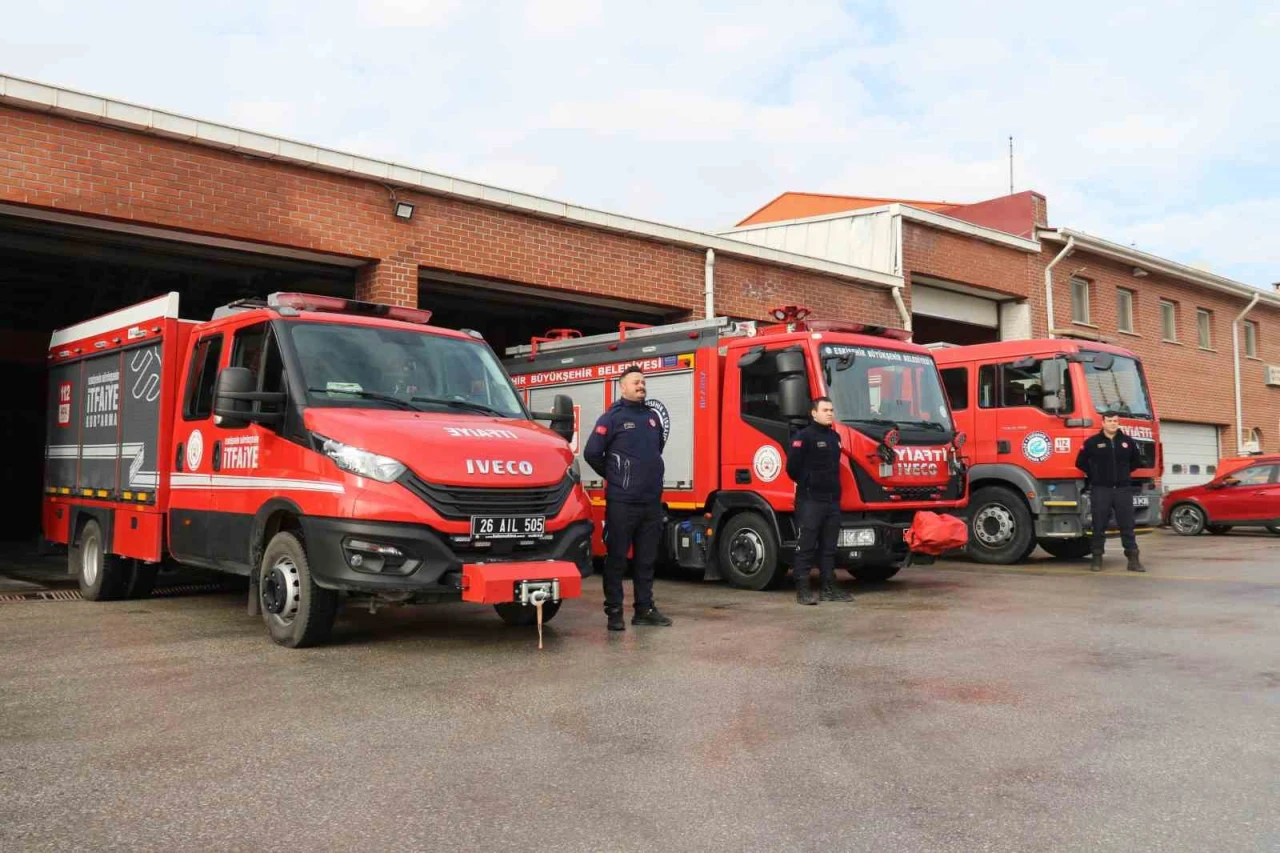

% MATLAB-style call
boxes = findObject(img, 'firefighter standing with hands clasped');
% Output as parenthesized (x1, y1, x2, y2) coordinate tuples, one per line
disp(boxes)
(1075, 410, 1146, 572)
(786, 397, 855, 605)
(584, 365, 674, 632)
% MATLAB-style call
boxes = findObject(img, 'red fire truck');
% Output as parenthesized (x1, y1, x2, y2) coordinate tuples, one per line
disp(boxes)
(502, 307, 969, 589)
(931, 339, 1162, 563)
(42, 292, 591, 647)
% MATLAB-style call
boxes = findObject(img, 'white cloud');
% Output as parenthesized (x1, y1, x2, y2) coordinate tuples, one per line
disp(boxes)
(0, 0, 1276, 286)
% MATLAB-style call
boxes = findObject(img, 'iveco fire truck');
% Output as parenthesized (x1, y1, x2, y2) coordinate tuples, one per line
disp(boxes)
(931, 339, 1161, 563)
(42, 292, 591, 647)
(502, 307, 969, 589)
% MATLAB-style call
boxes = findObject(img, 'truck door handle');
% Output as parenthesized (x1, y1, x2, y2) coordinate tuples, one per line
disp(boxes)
(735, 469, 751, 484)
(175, 442, 184, 471)
(212, 440, 222, 472)
(997, 440, 1011, 454)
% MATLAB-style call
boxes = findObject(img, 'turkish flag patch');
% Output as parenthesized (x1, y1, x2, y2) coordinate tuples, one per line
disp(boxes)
(595, 425, 608, 435)
(792, 440, 803, 447)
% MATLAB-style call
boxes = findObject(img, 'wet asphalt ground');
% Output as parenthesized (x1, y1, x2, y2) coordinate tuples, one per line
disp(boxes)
(1, 529, 1277, 852)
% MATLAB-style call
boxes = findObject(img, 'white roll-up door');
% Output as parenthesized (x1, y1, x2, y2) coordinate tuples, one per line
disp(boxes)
(1161, 421, 1221, 491)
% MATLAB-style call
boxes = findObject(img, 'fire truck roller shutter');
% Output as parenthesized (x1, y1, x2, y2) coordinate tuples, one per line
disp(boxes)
(529, 381, 608, 489)
(613, 370, 695, 489)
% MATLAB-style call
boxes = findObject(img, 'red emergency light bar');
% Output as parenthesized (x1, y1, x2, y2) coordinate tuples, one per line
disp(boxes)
(804, 320, 912, 341)
(267, 292, 433, 325)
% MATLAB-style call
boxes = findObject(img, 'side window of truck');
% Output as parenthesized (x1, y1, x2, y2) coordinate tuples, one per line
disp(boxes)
(998, 359, 1074, 413)
(184, 335, 224, 421)
(978, 365, 997, 408)
(232, 323, 286, 428)
(741, 353, 784, 421)
(941, 367, 968, 411)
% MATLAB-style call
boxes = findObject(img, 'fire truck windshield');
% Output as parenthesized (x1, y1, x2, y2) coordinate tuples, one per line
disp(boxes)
(1082, 354, 1153, 419)
(820, 344, 953, 433)
(285, 322, 526, 417)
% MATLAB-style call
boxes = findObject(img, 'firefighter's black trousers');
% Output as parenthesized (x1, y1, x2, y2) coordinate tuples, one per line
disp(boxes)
(603, 499, 662, 612)
(1090, 486, 1139, 554)
(793, 498, 840, 583)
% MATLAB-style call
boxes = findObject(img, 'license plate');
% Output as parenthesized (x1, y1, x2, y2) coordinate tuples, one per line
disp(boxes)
(1132, 496, 1150, 508)
(470, 515, 545, 540)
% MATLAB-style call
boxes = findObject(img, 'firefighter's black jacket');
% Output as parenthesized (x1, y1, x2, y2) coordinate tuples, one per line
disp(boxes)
(1074, 429, 1142, 489)
(786, 421, 843, 502)
(584, 398, 666, 504)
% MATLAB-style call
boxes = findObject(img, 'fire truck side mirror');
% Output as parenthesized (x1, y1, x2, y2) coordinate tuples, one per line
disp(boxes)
(1090, 352, 1115, 371)
(1041, 361, 1063, 395)
(1042, 392, 1063, 414)
(530, 393, 575, 443)
(213, 367, 285, 429)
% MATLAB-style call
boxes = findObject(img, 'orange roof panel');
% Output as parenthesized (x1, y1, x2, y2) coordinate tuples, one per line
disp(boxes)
(737, 192, 957, 227)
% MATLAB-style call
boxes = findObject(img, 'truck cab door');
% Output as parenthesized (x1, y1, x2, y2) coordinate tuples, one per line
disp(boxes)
(168, 331, 227, 564)
(722, 344, 811, 508)
(990, 357, 1076, 475)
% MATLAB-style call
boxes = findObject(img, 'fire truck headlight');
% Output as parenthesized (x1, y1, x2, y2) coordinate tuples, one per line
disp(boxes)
(322, 439, 407, 483)
(839, 528, 877, 548)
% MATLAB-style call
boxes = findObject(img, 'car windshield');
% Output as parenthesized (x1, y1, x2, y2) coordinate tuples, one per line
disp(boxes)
(820, 344, 953, 431)
(1083, 354, 1153, 419)
(284, 322, 526, 418)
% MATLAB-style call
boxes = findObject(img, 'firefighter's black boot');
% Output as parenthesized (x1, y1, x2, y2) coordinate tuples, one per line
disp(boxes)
(632, 605, 673, 626)
(606, 607, 625, 631)
(795, 572, 817, 605)
(1125, 549, 1146, 572)
(819, 575, 854, 602)
(1089, 552, 1104, 572)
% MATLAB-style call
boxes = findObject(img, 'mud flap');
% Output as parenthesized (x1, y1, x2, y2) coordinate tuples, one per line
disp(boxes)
(461, 561, 583, 605)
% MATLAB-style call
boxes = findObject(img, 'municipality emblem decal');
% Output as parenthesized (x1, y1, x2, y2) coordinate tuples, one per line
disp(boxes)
(645, 399, 670, 444)
(1022, 431, 1052, 463)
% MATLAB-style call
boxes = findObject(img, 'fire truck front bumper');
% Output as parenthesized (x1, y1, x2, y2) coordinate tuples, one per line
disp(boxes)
(297, 517, 594, 599)
(830, 516, 912, 567)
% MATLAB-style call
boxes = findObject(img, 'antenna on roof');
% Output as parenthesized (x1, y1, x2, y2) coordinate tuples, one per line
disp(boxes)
(1008, 135, 1014, 195)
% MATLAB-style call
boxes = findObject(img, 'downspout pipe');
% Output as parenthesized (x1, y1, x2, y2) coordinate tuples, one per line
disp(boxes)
(891, 208, 912, 338)
(1233, 291, 1261, 453)
(892, 285, 912, 338)
(1043, 236, 1075, 338)
(704, 248, 715, 319)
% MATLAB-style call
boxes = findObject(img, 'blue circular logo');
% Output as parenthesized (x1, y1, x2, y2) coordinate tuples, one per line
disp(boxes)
(645, 398, 670, 444)
(1022, 431, 1052, 463)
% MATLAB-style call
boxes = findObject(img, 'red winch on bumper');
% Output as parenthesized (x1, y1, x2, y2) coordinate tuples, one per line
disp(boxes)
(461, 561, 584, 605)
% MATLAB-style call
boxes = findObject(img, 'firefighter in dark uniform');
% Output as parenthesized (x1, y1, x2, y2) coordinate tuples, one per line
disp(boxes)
(785, 396, 855, 605)
(1075, 410, 1146, 572)
(584, 365, 674, 631)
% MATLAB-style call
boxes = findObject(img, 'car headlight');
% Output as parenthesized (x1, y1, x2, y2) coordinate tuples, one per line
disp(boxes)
(321, 438, 406, 483)
(567, 456, 582, 483)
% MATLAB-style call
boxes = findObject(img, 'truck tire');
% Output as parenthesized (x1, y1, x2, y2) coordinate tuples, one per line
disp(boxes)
(1267, 525, 1280, 535)
(72, 519, 128, 601)
(122, 563, 158, 599)
(717, 512, 781, 590)
(849, 564, 901, 583)
(1037, 537, 1092, 560)
(966, 486, 1034, 564)
(494, 600, 562, 626)
(258, 531, 338, 648)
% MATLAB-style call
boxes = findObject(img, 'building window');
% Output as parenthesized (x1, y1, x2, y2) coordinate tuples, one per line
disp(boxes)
(1071, 277, 1091, 325)
(941, 367, 969, 411)
(1244, 320, 1258, 358)
(1160, 300, 1178, 341)
(1197, 309, 1213, 349)
(1117, 288, 1135, 333)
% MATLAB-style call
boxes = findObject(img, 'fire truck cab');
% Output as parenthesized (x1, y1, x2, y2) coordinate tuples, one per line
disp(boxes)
(931, 339, 1161, 563)
(42, 292, 592, 647)
(504, 307, 968, 589)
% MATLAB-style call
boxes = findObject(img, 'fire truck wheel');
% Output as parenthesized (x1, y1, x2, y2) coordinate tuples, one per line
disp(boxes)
(1267, 525, 1280, 535)
(259, 532, 338, 648)
(1037, 537, 1092, 560)
(121, 563, 158, 599)
(849, 564, 900, 583)
(717, 512, 780, 590)
(966, 486, 1034, 564)
(494, 600, 562, 627)
(72, 519, 128, 601)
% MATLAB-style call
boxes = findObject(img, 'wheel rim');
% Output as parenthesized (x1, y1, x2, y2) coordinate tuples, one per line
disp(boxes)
(728, 529, 766, 577)
(82, 533, 99, 587)
(973, 503, 1015, 547)
(262, 556, 301, 626)
(1171, 506, 1202, 534)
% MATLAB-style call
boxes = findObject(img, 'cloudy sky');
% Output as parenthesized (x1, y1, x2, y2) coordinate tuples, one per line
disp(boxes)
(3, 1, 1277, 287)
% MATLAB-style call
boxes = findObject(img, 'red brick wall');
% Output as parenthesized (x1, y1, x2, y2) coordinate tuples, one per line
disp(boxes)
(1034, 248, 1280, 455)
(902, 221, 1038, 300)
(0, 103, 893, 322)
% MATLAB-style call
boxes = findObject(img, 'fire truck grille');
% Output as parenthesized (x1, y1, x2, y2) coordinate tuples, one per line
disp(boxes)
(887, 486, 942, 501)
(1133, 439, 1157, 469)
(399, 473, 573, 520)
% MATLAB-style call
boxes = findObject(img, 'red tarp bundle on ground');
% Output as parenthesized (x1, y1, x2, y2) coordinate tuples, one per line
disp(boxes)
(905, 511, 968, 555)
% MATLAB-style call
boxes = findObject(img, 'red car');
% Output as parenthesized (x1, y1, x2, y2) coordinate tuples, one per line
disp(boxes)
(1163, 454, 1280, 536)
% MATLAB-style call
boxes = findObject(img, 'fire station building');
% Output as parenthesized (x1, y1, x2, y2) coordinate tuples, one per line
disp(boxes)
(2, 72, 1277, 541)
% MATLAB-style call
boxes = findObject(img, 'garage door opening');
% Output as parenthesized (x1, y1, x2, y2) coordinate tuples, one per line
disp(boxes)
(0, 212, 357, 544)
(418, 271, 679, 358)
(912, 314, 1000, 347)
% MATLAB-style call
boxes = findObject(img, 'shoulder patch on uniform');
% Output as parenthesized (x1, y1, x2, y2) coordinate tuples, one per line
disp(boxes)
(792, 440, 803, 447)
(595, 425, 608, 435)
